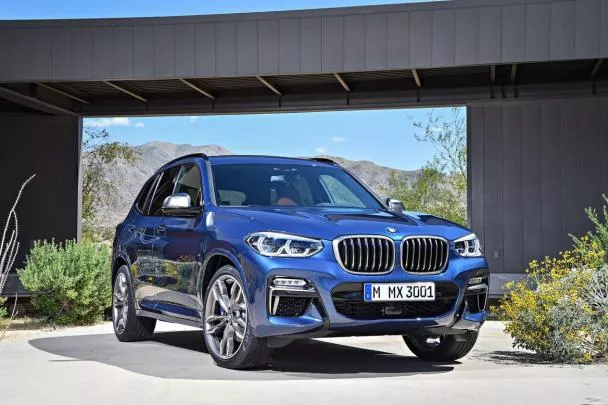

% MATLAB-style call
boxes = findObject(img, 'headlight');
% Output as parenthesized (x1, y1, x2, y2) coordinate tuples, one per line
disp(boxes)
(246, 232, 323, 258)
(454, 233, 482, 257)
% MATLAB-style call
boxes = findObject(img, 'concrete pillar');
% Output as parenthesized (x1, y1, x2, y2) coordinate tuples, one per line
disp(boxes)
(0, 115, 82, 295)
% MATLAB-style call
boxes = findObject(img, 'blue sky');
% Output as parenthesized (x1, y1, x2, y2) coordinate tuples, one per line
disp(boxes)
(83, 109, 453, 170)
(3, 0, 452, 171)
(0, 0, 434, 19)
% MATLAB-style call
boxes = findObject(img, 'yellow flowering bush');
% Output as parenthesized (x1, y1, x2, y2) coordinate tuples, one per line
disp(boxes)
(495, 197, 608, 363)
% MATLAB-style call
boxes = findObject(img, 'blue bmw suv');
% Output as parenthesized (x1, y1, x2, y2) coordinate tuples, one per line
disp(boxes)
(111, 154, 489, 369)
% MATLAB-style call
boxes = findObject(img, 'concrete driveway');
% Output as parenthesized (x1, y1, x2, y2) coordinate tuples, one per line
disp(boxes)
(1, 321, 606, 404)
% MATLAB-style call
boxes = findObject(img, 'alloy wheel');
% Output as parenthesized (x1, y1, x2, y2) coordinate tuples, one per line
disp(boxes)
(113, 273, 129, 334)
(204, 275, 248, 359)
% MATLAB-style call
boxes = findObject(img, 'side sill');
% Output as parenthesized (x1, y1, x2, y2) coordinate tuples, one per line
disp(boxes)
(136, 309, 204, 329)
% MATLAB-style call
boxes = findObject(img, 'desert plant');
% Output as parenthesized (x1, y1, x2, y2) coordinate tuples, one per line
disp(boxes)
(495, 198, 608, 363)
(0, 297, 7, 319)
(0, 174, 36, 322)
(17, 240, 111, 325)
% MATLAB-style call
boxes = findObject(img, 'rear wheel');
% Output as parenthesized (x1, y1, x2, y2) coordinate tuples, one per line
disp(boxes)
(403, 331, 478, 361)
(112, 265, 156, 342)
(203, 265, 270, 369)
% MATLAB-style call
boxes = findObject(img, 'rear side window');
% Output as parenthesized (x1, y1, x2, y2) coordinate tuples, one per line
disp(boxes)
(148, 166, 181, 216)
(135, 175, 157, 213)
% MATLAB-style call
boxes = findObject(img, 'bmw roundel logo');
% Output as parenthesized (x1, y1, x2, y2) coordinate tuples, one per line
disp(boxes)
(386, 227, 397, 234)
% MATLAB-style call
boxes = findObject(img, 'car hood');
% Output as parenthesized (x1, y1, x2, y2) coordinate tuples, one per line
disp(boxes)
(224, 206, 471, 241)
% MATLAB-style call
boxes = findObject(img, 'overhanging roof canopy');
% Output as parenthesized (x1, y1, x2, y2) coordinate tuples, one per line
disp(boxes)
(0, 0, 607, 116)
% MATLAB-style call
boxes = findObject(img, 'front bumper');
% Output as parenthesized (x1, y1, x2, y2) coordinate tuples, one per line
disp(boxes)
(241, 248, 489, 339)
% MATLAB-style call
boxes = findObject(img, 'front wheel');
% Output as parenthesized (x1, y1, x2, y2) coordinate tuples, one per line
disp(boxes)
(203, 265, 270, 369)
(403, 331, 478, 361)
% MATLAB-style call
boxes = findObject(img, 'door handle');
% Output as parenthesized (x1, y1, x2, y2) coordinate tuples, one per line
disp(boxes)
(156, 225, 166, 234)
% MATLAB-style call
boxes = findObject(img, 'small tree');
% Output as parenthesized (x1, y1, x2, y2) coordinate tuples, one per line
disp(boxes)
(82, 128, 139, 239)
(390, 107, 467, 226)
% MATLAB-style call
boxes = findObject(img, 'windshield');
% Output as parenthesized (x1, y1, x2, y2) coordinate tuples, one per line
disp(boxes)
(211, 163, 382, 209)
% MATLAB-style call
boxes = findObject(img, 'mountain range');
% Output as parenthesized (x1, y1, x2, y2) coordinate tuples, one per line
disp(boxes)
(95, 141, 420, 228)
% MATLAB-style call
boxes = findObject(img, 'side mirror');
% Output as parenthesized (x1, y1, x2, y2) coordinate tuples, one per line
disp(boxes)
(162, 193, 202, 217)
(386, 198, 405, 214)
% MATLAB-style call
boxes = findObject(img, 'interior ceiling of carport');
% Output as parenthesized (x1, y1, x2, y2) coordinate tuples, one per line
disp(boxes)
(0, 59, 606, 116)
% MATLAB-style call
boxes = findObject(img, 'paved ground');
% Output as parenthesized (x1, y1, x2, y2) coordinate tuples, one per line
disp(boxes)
(1, 321, 606, 404)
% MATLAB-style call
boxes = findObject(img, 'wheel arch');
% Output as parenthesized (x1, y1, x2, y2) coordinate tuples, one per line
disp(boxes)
(112, 253, 131, 284)
(198, 250, 244, 303)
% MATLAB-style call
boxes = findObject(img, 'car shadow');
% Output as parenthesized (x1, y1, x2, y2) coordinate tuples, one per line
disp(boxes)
(471, 350, 564, 367)
(29, 330, 456, 380)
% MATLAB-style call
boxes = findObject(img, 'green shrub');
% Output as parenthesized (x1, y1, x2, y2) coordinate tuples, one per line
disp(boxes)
(17, 240, 111, 325)
(0, 296, 7, 319)
(495, 197, 608, 363)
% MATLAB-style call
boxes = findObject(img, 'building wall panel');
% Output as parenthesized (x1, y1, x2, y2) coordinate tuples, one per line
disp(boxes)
(51, 28, 72, 80)
(387, 12, 409, 69)
(133, 25, 154, 79)
(550, 1, 576, 60)
(521, 105, 543, 266)
(432, 9, 455, 67)
(174, 24, 196, 77)
(525, 3, 550, 62)
(237, 21, 258, 75)
(278, 19, 300, 74)
(71, 27, 94, 80)
(455, 8, 478, 66)
(365, 13, 388, 70)
(343, 15, 365, 71)
(300, 17, 322, 73)
(575, 0, 601, 59)
(501, 104, 523, 274)
(92, 27, 113, 79)
(410, 10, 432, 68)
(469, 97, 608, 280)
(111, 26, 134, 80)
(258, 20, 279, 74)
(322, 16, 344, 72)
(195, 23, 216, 76)
(215, 22, 237, 76)
(0, 0, 607, 80)
(153, 25, 174, 78)
(478, 6, 502, 64)
(502, 5, 526, 62)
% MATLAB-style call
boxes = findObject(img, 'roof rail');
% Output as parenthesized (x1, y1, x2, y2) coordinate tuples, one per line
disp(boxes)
(159, 153, 209, 169)
(309, 157, 339, 166)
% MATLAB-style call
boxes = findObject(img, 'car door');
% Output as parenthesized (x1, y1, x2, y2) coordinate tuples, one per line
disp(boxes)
(154, 163, 206, 320)
(135, 165, 181, 313)
(127, 174, 162, 304)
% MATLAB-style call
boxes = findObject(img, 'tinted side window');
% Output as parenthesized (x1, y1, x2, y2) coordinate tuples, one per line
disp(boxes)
(173, 164, 203, 207)
(135, 175, 157, 213)
(148, 166, 181, 216)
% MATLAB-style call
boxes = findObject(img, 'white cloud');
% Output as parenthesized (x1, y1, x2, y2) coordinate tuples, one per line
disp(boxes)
(315, 147, 328, 154)
(134, 122, 145, 128)
(85, 117, 131, 128)
(331, 136, 346, 143)
(190, 116, 199, 123)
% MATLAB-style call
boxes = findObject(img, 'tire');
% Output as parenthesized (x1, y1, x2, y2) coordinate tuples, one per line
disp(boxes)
(403, 331, 478, 362)
(203, 265, 270, 369)
(112, 265, 156, 342)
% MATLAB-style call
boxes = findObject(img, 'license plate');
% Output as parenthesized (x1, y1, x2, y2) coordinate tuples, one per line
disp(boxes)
(363, 282, 435, 302)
